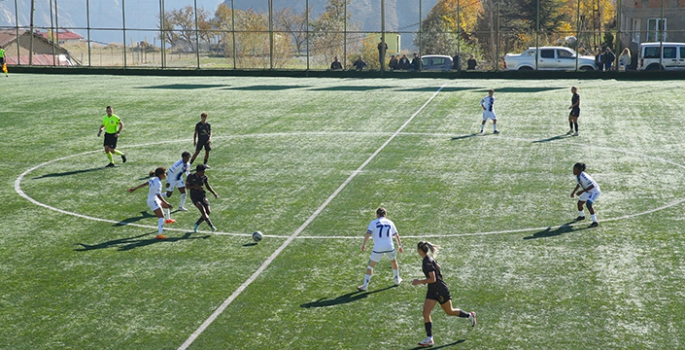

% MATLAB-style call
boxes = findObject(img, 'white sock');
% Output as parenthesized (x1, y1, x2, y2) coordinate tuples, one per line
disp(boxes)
(164, 208, 170, 220)
(158, 217, 164, 234)
(393, 269, 399, 279)
(363, 274, 371, 286)
(591, 214, 597, 222)
(578, 210, 585, 217)
(493, 124, 497, 131)
(180, 193, 187, 208)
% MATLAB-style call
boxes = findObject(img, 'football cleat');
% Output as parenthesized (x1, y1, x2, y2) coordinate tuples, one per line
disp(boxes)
(573, 132, 579, 136)
(155, 234, 168, 240)
(165, 219, 176, 224)
(105, 163, 115, 168)
(210, 225, 217, 232)
(567, 130, 574, 135)
(589, 222, 599, 228)
(493, 130, 500, 134)
(469, 311, 477, 327)
(357, 285, 368, 291)
(395, 277, 403, 285)
(418, 337, 434, 347)
(203, 164, 211, 169)
(121, 154, 127, 163)
(178, 206, 188, 212)
(574, 216, 586, 221)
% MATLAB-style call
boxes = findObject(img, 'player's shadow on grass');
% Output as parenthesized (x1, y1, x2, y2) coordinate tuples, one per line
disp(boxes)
(531, 134, 571, 143)
(408, 339, 466, 350)
(300, 285, 398, 308)
(226, 85, 309, 91)
(523, 221, 588, 239)
(74, 232, 210, 251)
(114, 211, 157, 226)
(451, 133, 479, 141)
(141, 84, 229, 90)
(32, 167, 103, 179)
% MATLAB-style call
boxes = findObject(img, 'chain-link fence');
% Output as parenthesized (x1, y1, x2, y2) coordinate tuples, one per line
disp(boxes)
(0, 0, 683, 71)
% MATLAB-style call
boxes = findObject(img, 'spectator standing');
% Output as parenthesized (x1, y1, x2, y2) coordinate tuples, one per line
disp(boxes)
(602, 47, 615, 71)
(353, 56, 367, 71)
(388, 55, 398, 70)
(618, 48, 631, 71)
(452, 51, 461, 71)
(330, 56, 343, 70)
(398, 54, 410, 70)
(594, 49, 603, 70)
(466, 55, 477, 70)
(377, 40, 388, 68)
(410, 53, 422, 71)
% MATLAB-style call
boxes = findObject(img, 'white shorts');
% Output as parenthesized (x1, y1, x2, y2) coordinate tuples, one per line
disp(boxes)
(369, 250, 397, 263)
(579, 191, 600, 204)
(166, 178, 186, 191)
(147, 197, 162, 211)
(483, 111, 497, 121)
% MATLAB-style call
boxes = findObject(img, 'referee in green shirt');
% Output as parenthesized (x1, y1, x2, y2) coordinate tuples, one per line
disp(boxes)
(97, 106, 127, 167)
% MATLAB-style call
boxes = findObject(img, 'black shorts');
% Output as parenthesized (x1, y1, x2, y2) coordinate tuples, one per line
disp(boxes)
(196, 139, 211, 152)
(0, 57, 5, 65)
(426, 282, 452, 305)
(103, 132, 118, 149)
(570, 108, 580, 117)
(191, 193, 209, 206)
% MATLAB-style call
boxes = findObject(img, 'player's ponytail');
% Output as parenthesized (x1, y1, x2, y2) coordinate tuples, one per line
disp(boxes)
(573, 162, 586, 172)
(418, 241, 440, 256)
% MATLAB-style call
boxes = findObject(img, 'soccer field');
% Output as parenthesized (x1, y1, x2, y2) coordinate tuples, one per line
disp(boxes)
(2, 74, 685, 349)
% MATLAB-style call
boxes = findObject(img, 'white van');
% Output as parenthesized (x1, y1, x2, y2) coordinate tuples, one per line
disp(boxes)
(638, 42, 685, 71)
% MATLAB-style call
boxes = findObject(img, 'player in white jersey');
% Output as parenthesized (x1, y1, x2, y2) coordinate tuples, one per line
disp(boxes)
(480, 89, 499, 134)
(128, 167, 175, 240)
(164, 151, 191, 211)
(571, 162, 601, 227)
(357, 207, 404, 291)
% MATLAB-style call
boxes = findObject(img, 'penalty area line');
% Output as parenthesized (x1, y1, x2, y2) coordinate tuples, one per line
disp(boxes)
(176, 83, 447, 350)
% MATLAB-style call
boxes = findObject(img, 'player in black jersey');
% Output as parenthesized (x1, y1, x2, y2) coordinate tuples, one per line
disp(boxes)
(412, 241, 476, 347)
(186, 164, 219, 232)
(191, 112, 212, 168)
(568, 86, 581, 136)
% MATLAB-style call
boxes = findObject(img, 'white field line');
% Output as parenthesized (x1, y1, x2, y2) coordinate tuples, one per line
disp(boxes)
(176, 84, 448, 350)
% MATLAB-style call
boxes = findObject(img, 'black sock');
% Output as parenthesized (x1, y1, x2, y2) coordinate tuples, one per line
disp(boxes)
(458, 310, 470, 318)
(425, 322, 432, 337)
(574, 122, 579, 132)
(204, 159, 208, 164)
(205, 217, 214, 228)
(569, 121, 573, 130)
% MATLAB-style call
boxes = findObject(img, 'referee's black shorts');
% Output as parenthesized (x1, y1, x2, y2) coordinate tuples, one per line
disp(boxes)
(103, 132, 118, 149)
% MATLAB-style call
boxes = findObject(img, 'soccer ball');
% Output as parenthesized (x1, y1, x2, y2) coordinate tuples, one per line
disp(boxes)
(252, 231, 263, 242)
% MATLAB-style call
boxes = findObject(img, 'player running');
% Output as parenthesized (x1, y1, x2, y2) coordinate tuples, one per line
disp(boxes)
(480, 89, 499, 134)
(412, 241, 476, 347)
(186, 164, 219, 232)
(164, 151, 191, 211)
(128, 167, 175, 240)
(571, 162, 601, 227)
(357, 207, 403, 291)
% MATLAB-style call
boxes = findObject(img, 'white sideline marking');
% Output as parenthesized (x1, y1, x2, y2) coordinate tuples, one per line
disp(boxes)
(176, 84, 448, 350)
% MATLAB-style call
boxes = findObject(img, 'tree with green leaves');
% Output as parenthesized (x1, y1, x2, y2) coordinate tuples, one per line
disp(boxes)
(310, 0, 357, 67)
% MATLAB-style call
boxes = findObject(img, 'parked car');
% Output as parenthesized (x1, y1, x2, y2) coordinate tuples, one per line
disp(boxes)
(637, 42, 685, 71)
(503, 46, 597, 71)
(421, 55, 454, 70)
